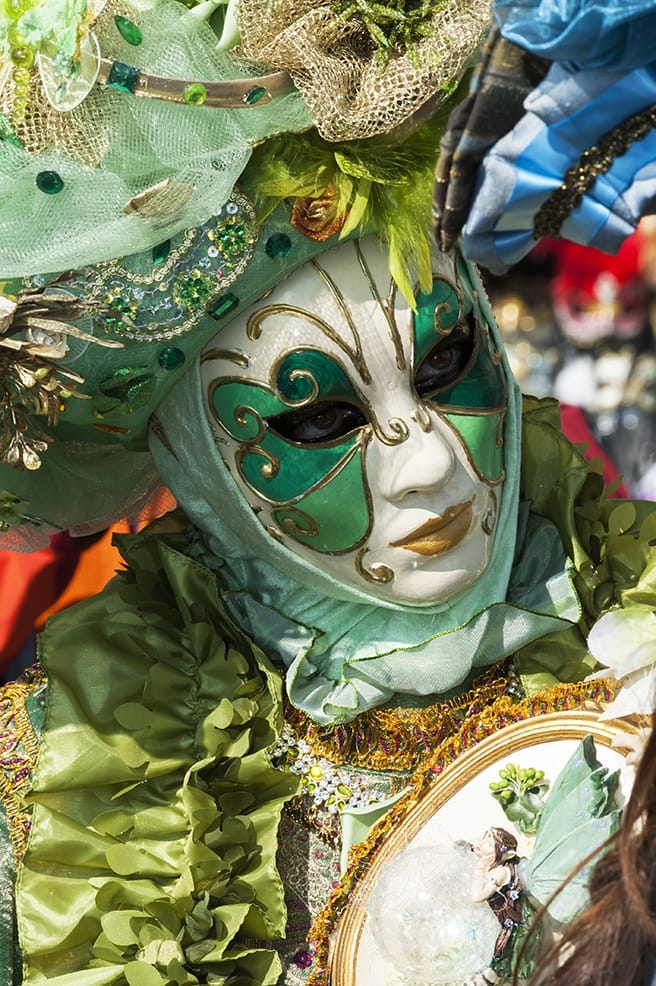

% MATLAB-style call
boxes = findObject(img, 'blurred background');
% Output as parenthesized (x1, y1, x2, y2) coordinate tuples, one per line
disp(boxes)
(485, 217, 656, 501)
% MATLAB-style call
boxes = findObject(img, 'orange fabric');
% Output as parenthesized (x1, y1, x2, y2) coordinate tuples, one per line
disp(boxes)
(0, 487, 177, 671)
(35, 522, 130, 627)
(36, 488, 177, 626)
(0, 543, 70, 667)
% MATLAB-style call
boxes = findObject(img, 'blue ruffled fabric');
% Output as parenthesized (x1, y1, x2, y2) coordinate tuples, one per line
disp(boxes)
(461, 62, 656, 273)
(493, 0, 656, 71)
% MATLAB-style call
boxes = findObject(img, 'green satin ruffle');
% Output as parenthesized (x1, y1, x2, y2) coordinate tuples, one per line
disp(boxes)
(515, 395, 656, 690)
(16, 526, 298, 984)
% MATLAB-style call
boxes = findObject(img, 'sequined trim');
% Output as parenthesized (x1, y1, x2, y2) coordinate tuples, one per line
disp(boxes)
(533, 104, 656, 240)
(306, 677, 615, 986)
(284, 660, 523, 773)
(272, 724, 391, 844)
(0, 664, 45, 864)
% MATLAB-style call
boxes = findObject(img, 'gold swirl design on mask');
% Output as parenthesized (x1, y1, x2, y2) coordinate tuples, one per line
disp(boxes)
(372, 416, 410, 446)
(201, 347, 250, 368)
(277, 506, 320, 539)
(234, 404, 267, 443)
(431, 274, 466, 338)
(288, 369, 320, 402)
(354, 241, 407, 372)
(355, 547, 395, 584)
(233, 405, 280, 481)
(269, 351, 321, 408)
(248, 302, 370, 384)
(236, 444, 279, 481)
(411, 404, 432, 432)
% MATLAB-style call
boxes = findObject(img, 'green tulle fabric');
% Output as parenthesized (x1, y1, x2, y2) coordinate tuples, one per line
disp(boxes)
(16, 525, 298, 985)
(514, 395, 656, 690)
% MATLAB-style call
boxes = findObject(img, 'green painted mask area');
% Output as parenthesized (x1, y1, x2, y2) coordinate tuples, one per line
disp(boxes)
(413, 276, 473, 366)
(240, 428, 360, 502)
(275, 349, 360, 404)
(211, 380, 287, 441)
(211, 376, 363, 501)
(272, 444, 370, 553)
(445, 411, 504, 481)
(432, 329, 506, 412)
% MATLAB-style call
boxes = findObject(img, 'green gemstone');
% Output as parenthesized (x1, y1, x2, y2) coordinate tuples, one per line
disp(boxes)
(243, 85, 267, 104)
(114, 15, 143, 46)
(208, 292, 239, 320)
(36, 170, 64, 194)
(152, 239, 170, 264)
(183, 83, 207, 106)
(158, 347, 186, 370)
(265, 233, 292, 259)
(107, 60, 141, 94)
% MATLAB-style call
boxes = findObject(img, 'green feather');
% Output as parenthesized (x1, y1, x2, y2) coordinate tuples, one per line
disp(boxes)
(242, 75, 469, 304)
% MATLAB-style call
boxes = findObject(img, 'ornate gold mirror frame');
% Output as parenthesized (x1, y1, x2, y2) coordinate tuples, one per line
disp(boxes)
(329, 710, 641, 986)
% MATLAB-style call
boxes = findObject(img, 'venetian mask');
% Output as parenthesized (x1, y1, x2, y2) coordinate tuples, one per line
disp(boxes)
(201, 238, 507, 606)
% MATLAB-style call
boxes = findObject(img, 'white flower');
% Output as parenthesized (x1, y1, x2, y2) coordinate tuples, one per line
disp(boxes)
(587, 606, 656, 720)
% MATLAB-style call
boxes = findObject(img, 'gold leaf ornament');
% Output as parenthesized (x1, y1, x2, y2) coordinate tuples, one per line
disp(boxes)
(0, 287, 123, 471)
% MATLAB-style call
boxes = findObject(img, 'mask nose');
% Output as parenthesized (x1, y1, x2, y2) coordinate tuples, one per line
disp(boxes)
(373, 411, 457, 502)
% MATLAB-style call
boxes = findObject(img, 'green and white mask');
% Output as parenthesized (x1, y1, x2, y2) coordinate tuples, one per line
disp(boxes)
(201, 237, 507, 606)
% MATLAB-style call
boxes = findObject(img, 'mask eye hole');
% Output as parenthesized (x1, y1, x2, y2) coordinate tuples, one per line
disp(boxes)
(414, 316, 475, 399)
(266, 400, 367, 445)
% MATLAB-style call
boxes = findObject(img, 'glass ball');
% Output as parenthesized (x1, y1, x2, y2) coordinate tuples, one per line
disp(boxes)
(368, 842, 500, 983)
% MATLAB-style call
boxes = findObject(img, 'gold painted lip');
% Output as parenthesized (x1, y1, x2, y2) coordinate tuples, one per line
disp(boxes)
(389, 499, 474, 556)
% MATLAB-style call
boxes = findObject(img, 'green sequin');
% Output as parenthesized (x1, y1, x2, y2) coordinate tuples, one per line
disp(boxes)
(158, 348, 186, 371)
(265, 234, 292, 259)
(35, 171, 64, 195)
(106, 61, 141, 94)
(243, 86, 267, 104)
(152, 240, 171, 265)
(114, 15, 143, 46)
(172, 270, 215, 309)
(208, 293, 239, 320)
(183, 83, 207, 106)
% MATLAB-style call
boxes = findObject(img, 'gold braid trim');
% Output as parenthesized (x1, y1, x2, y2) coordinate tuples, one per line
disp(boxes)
(306, 677, 615, 986)
(285, 660, 521, 773)
(533, 104, 656, 240)
(0, 665, 45, 864)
